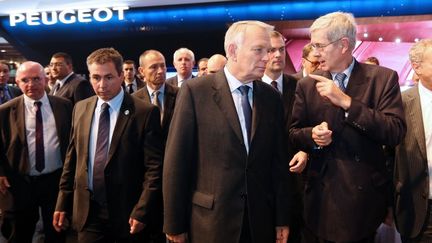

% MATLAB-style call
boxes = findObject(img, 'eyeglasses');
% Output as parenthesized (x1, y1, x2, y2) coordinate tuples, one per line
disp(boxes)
(49, 62, 65, 68)
(311, 37, 343, 51)
(304, 58, 320, 67)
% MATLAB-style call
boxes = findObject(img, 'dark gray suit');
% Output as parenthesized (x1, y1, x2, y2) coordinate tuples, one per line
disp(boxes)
(133, 83, 178, 143)
(290, 61, 406, 242)
(163, 70, 294, 243)
(49, 73, 94, 105)
(55, 93, 164, 239)
(165, 75, 195, 87)
(394, 85, 430, 240)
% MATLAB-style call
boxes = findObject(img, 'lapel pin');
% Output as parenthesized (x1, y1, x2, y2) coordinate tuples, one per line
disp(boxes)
(124, 110, 130, 115)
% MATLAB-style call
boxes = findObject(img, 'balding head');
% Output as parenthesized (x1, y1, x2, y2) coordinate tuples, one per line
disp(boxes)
(16, 61, 47, 100)
(207, 54, 227, 74)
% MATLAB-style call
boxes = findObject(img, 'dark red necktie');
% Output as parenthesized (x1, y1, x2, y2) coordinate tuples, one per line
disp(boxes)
(34, 101, 45, 172)
(271, 81, 279, 91)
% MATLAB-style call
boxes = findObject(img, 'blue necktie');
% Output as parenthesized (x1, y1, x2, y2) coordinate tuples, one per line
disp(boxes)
(93, 103, 110, 205)
(34, 101, 45, 172)
(335, 73, 347, 92)
(238, 85, 252, 145)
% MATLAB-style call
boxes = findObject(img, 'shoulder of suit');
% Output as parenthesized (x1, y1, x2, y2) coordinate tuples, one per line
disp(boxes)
(165, 82, 179, 93)
(48, 95, 73, 106)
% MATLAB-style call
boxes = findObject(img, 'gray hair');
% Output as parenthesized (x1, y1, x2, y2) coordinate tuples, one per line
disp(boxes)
(224, 20, 274, 55)
(409, 39, 432, 64)
(310, 12, 357, 50)
(173, 47, 195, 62)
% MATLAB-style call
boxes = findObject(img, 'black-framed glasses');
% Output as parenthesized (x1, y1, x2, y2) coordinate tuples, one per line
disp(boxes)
(311, 37, 343, 51)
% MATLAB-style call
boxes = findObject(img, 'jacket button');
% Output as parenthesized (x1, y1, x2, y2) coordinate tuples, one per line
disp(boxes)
(354, 155, 360, 162)
(357, 186, 363, 191)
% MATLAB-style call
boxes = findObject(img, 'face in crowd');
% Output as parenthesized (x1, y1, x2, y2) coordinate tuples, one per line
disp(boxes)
(15, 62, 47, 100)
(49, 56, 73, 80)
(139, 51, 167, 90)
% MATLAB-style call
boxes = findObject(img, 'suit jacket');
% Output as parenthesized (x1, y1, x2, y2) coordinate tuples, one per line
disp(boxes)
(0, 95, 72, 210)
(165, 74, 195, 87)
(163, 70, 293, 243)
(133, 83, 179, 142)
(291, 70, 304, 81)
(394, 85, 429, 239)
(49, 73, 95, 105)
(289, 61, 406, 242)
(122, 79, 146, 93)
(55, 93, 164, 237)
(6, 86, 22, 99)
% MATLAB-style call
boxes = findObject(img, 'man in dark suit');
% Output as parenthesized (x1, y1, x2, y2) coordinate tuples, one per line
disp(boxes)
(394, 39, 432, 243)
(0, 61, 22, 103)
(122, 60, 145, 94)
(291, 43, 320, 81)
(263, 30, 306, 243)
(49, 52, 94, 105)
(163, 21, 294, 243)
(165, 47, 195, 87)
(0, 61, 72, 243)
(134, 50, 178, 143)
(53, 48, 164, 242)
(289, 12, 406, 242)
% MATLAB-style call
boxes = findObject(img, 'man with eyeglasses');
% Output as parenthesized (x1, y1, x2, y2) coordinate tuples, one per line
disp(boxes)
(289, 12, 406, 243)
(0, 61, 72, 243)
(49, 52, 94, 105)
(292, 43, 320, 81)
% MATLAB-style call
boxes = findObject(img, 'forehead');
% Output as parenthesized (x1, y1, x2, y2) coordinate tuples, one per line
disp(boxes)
(270, 36, 285, 47)
(88, 62, 118, 75)
(243, 26, 270, 46)
(310, 28, 329, 42)
(50, 57, 66, 63)
(175, 52, 192, 60)
(0, 63, 9, 70)
(123, 63, 135, 69)
(17, 65, 42, 78)
(145, 53, 165, 66)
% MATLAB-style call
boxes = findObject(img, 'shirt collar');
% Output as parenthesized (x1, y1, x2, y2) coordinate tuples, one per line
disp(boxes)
(57, 72, 74, 85)
(330, 58, 355, 81)
(96, 88, 124, 113)
(262, 73, 283, 85)
(419, 80, 432, 103)
(147, 83, 166, 96)
(23, 92, 49, 108)
(224, 67, 253, 93)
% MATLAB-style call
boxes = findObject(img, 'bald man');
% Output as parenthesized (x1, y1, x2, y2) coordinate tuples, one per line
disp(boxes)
(0, 61, 72, 243)
(207, 54, 227, 74)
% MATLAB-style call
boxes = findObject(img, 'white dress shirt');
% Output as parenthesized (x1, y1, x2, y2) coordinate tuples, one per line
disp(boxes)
(419, 81, 432, 198)
(88, 89, 124, 191)
(24, 93, 62, 176)
(224, 67, 253, 153)
(262, 73, 283, 92)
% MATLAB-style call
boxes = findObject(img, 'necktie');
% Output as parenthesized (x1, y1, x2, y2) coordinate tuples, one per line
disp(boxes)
(128, 83, 134, 94)
(34, 101, 45, 172)
(238, 85, 252, 145)
(335, 73, 347, 92)
(153, 91, 163, 122)
(52, 82, 60, 95)
(93, 103, 110, 205)
(271, 81, 279, 91)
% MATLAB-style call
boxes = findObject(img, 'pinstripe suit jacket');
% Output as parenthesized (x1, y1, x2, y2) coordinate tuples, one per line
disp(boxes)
(394, 85, 430, 239)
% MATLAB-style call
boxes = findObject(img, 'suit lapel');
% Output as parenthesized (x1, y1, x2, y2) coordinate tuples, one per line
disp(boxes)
(406, 88, 427, 161)
(212, 72, 243, 143)
(106, 93, 132, 164)
(56, 73, 75, 96)
(251, 81, 262, 144)
(13, 97, 27, 146)
(163, 84, 176, 127)
(80, 97, 97, 168)
(142, 86, 151, 102)
(13, 97, 30, 172)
